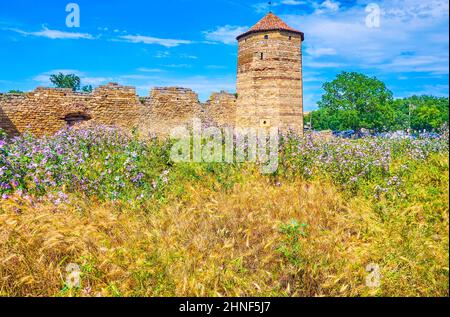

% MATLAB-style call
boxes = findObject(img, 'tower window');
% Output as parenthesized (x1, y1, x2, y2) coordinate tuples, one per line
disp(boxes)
(260, 53, 264, 60)
(264, 35, 269, 39)
(289, 36, 292, 40)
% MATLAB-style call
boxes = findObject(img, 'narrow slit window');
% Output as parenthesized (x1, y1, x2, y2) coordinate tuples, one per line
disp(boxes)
(260, 53, 264, 60)
(289, 36, 292, 40)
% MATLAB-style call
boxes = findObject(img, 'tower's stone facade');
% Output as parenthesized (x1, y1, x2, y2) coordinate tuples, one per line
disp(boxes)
(236, 12, 304, 133)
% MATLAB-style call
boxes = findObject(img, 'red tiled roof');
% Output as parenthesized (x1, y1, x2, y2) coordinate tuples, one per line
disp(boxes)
(237, 12, 304, 40)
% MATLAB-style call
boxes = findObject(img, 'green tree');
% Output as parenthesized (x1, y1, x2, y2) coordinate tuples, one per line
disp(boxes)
(391, 95, 449, 131)
(50, 73, 81, 91)
(81, 85, 93, 93)
(7, 90, 24, 94)
(49, 73, 94, 93)
(317, 72, 395, 132)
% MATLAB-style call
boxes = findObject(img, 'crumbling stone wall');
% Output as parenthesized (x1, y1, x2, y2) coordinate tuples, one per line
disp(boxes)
(203, 91, 237, 127)
(139, 87, 203, 137)
(0, 83, 141, 137)
(236, 30, 304, 133)
(0, 83, 237, 138)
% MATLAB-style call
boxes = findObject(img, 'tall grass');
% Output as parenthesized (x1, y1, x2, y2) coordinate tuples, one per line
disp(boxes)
(0, 126, 448, 296)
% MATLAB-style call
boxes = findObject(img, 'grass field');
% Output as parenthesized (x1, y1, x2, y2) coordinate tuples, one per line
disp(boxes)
(1, 126, 448, 297)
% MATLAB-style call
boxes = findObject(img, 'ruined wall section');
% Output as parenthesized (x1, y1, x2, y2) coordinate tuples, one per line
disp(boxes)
(1, 93, 29, 136)
(0, 83, 142, 137)
(139, 87, 204, 137)
(204, 91, 237, 127)
(89, 83, 141, 130)
(1, 84, 238, 138)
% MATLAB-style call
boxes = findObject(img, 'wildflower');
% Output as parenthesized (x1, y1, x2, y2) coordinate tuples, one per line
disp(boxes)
(58, 191, 69, 202)
(11, 179, 19, 188)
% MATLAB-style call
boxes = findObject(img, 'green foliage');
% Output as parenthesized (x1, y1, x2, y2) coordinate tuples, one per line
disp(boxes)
(7, 90, 24, 94)
(48, 73, 95, 93)
(50, 73, 81, 91)
(316, 72, 394, 132)
(391, 95, 449, 131)
(81, 85, 93, 93)
(278, 220, 308, 266)
(305, 72, 449, 132)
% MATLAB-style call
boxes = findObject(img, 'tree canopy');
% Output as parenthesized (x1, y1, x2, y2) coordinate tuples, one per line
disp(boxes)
(391, 95, 449, 131)
(49, 73, 92, 93)
(305, 72, 449, 132)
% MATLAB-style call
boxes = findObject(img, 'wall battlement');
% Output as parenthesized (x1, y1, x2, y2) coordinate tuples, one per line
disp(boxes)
(0, 83, 236, 137)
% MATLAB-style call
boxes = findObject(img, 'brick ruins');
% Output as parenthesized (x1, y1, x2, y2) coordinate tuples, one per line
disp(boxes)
(0, 13, 304, 137)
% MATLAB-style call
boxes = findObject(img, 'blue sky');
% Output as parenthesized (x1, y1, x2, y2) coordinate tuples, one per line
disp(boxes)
(0, 0, 448, 110)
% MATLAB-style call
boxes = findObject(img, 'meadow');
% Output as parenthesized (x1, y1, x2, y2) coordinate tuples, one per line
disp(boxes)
(0, 126, 448, 297)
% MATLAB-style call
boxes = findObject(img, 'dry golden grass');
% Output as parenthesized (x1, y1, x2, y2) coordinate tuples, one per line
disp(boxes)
(0, 169, 448, 297)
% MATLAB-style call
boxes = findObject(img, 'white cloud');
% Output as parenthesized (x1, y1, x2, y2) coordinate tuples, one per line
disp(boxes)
(155, 51, 170, 58)
(137, 68, 165, 73)
(381, 55, 449, 74)
(283, 0, 449, 74)
(398, 84, 449, 97)
(306, 47, 337, 57)
(306, 61, 345, 68)
(118, 35, 193, 47)
(203, 25, 248, 45)
(281, 0, 306, 5)
(82, 76, 114, 86)
(164, 64, 192, 68)
(315, 0, 340, 14)
(7, 26, 94, 40)
(120, 74, 155, 80)
(179, 54, 198, 59)
(382, 0, 449, 20)
(206, 65, 228, 69)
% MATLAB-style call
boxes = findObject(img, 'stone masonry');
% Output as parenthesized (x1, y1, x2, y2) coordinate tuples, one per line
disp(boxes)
(0, 84, 232, 137)
(0, 13, 304, 137)
(236, 12, 304, 133)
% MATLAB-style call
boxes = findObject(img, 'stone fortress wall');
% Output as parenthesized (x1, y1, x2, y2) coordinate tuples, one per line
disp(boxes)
(0, 83, 237, 137)
(0, 12, 303, 138)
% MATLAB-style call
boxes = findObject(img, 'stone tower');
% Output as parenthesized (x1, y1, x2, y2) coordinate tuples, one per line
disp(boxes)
(236, 12, 305, 133)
